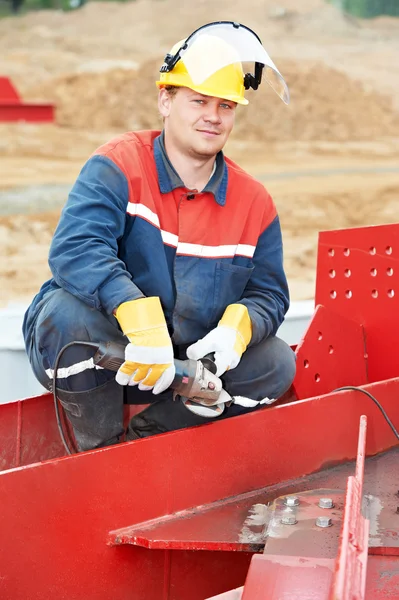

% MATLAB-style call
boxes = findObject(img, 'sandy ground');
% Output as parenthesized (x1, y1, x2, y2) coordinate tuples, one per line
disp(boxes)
(1, 0, 399, 307)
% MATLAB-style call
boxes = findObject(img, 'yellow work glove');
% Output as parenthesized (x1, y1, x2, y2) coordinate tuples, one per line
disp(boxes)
(186, 304, 252, 377)
(115, 297, 175, 394)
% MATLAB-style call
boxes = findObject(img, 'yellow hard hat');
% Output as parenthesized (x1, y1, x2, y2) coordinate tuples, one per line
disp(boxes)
(156, 38, 249, 106)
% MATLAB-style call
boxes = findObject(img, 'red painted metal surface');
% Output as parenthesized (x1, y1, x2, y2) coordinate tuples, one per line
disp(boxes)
(329, 416, 369, 600)
(365, 556, 399, 598)
(1, 223, 399, 599)
(208, 587, 243, 600)
(0, 76, 54, 122)
(0, 382, 398, 599)
(215, 419, 399, 599)
(315, 223, 399, 383)
(294, 304, 367, 399)
(234, 417, 367, 600)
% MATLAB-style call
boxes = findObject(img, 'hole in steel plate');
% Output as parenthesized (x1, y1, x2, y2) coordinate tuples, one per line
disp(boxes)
(370, 268, 377, 277)
(344, 269, 351, 277)
(328, 248, 335, 257)
(330, 290, 337, 299)
(386, 246, 393, 255)
(345, 290, 352, 299)
(315, 373, 321, 382)
(387, 268, 393, 276)
(329, 346, 334, 354)
(343, 248, 350, 256)
(388, 289, 395, 298)
(371, 289, 378, 298)
(369, 247, 376, 255)
(304, 359, 309, 368)
(329, 269, 336, 278)
(318, 331, 323, 341)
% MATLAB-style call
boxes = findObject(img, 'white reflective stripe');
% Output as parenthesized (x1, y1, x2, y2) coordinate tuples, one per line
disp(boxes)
(177, 242, 256, 258)
(236, 244, 256, 258)
(126, 203, 256, 257)
(127, 202, 160, 228)
(45, 358, 104, 380)
(161, 230, 178, 247)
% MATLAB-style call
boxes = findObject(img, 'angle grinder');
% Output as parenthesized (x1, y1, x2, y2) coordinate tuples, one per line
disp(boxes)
(91, 341, 232, 417)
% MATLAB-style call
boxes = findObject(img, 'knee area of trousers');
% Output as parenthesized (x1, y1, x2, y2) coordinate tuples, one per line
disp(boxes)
(273, 341, 296, 395)
(255, 337, 296, 397)
(40, 289, 105, 341)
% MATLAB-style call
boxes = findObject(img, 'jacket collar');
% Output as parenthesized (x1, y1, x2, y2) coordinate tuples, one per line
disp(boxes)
(153, 131, 228, 207)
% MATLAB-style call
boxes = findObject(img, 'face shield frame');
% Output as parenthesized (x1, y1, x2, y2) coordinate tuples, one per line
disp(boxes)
(160, 21, 265, 92)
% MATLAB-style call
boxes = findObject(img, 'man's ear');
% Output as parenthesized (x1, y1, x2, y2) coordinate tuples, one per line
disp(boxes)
(158, 88, 173, 118)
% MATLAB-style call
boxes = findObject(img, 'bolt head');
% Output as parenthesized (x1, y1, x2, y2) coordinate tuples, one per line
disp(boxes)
(284, 495, 300, 507)
(316, 516, 332, 528)
(318, 498, 334, 509)
(281, 515, 297, 525)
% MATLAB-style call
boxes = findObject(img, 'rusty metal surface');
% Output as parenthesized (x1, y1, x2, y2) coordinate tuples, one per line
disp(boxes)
(264, 490, 343, 558)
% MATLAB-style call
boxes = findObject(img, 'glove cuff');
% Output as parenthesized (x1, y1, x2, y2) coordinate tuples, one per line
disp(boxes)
(115, 297, 166, 335)
(219, 304, 252, 348)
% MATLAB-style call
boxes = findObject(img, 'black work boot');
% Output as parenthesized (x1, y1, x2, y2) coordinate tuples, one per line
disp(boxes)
(57, 379, 124, 451)
(126, 397, 213, 441)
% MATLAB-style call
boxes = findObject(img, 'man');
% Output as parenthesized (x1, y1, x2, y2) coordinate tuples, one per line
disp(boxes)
(23, 22, 296, 452)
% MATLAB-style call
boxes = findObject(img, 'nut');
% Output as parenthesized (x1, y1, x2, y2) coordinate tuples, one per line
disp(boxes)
(316, 516, 332, 528)
(318, 498, 334, 509)
(284, 496, 300, 507)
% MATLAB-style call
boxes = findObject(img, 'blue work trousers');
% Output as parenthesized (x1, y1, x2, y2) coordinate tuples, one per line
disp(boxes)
(24, 289, 296, 447)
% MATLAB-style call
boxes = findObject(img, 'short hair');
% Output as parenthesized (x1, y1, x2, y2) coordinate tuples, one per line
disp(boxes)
(163, 85, 179, 97)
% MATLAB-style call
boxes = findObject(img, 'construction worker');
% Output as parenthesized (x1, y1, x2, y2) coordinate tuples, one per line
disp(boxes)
(23, 22, 296, 451)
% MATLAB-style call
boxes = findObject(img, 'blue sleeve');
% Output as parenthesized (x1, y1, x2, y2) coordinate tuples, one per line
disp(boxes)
(239, 215, 290, 345)
(48, 155, 144, 314)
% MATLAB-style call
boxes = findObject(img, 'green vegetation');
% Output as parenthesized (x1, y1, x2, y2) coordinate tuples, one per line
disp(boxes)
(330, 0, 399, 18)
(0, 0, 129, 17)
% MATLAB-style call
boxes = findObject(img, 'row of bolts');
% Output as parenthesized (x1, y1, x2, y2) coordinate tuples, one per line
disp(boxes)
(281, 496, 334, 528)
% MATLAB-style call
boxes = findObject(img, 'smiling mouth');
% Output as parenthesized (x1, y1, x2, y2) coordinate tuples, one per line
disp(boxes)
(198, 130, 221, 136)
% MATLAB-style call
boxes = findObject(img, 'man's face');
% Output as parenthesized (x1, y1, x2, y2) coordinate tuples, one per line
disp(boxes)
(158, 87, 237, 159)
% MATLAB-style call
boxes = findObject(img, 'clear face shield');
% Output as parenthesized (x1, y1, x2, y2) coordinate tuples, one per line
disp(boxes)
(160, 21, 290, 105)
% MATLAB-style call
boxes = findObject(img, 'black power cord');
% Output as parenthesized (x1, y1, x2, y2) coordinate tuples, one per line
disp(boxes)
(52, 343, 399, 454)
(334, 386, 399, 441)
(52, 341, 100, 455)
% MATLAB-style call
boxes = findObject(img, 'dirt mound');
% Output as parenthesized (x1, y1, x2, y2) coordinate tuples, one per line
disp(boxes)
(25, 58, 399, 142)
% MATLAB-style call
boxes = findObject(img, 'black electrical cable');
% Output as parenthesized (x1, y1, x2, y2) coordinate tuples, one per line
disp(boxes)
(334, 386, 399, 441)
(52, 341, 100, 455)
(52, 344, 399, 453)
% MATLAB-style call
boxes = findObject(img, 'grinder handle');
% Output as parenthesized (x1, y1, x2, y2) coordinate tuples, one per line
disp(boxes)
(200, 353, 217, 375)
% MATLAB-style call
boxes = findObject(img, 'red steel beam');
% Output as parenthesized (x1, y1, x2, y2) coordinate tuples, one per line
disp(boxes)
(0, 384, 398, 599)
(328, 416, 369, 600)
(0, 103, 54, 122)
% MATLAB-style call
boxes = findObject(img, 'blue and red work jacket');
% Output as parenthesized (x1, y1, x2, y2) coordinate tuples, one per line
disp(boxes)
(24, 130, 289, 346)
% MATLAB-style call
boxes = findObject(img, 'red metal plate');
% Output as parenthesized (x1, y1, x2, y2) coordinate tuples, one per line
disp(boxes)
(0, 381, 398, 598)
(294, 304, 367, 399)
(316, 224, 399, 383)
